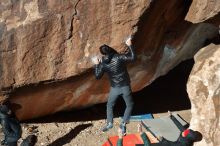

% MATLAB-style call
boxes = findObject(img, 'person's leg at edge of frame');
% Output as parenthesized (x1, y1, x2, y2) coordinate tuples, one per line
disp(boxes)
(102, 87, 119, 132)
(5, 136, 19, 146)
(120, 85, 134, 135)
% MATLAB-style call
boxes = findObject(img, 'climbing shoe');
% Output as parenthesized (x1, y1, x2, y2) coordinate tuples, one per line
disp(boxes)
(101, 122, 113, 132)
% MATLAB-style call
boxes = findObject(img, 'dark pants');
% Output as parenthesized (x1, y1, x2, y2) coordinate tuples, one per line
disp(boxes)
(107, 86, 134, 123)
(7, 142, 17, 146)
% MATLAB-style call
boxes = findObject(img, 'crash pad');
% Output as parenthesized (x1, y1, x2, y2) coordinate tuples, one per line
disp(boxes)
(120, 113, 153, 121)
(102, 132, 158, 146)
(141, 113, 188, 142)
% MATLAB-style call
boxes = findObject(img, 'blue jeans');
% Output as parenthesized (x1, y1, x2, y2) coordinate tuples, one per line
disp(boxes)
(107, 86, 134, 123)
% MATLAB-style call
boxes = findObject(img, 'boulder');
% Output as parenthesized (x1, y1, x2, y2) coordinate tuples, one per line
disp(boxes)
(187, 44, 220, 146)
(185, 0, 220, 25)
(0, 0, 219, 120)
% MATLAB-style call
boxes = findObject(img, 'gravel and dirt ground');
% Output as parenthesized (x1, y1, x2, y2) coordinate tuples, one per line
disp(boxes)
(4, 109, 190, 146)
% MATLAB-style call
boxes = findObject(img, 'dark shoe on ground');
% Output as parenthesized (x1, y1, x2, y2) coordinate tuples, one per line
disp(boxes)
(1, 140, 6, 145)
(20, 134, 37, 146)
(101, 122, 113, 132)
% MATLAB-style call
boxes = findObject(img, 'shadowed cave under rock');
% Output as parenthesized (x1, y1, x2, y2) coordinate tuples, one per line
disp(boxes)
(27, 59, 194, 123)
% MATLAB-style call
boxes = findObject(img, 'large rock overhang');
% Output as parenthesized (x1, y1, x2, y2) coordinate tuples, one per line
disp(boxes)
(0, 0, 219, 120)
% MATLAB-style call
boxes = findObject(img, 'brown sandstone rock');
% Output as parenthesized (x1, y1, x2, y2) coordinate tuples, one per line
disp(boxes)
(0, 0, 219, 120)
(185, 0, 220, 25)
(0, 0, 150, 89)
(187, 44, 220, 146)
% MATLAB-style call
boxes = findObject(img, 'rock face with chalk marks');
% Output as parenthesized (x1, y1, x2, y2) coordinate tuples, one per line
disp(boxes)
(0, 0, 219, 126)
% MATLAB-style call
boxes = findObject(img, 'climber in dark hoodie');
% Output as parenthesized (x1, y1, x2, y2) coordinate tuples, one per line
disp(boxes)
(0, 105, 21, 146)
(94, 37, 136, 134)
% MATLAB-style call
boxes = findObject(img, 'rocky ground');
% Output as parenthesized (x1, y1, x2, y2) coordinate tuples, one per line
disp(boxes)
(0, 109, 191, 146)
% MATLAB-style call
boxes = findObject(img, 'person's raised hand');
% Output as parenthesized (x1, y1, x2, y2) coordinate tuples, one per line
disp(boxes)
(92, 56, 102, 65)
(125, 37, 132, 46)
